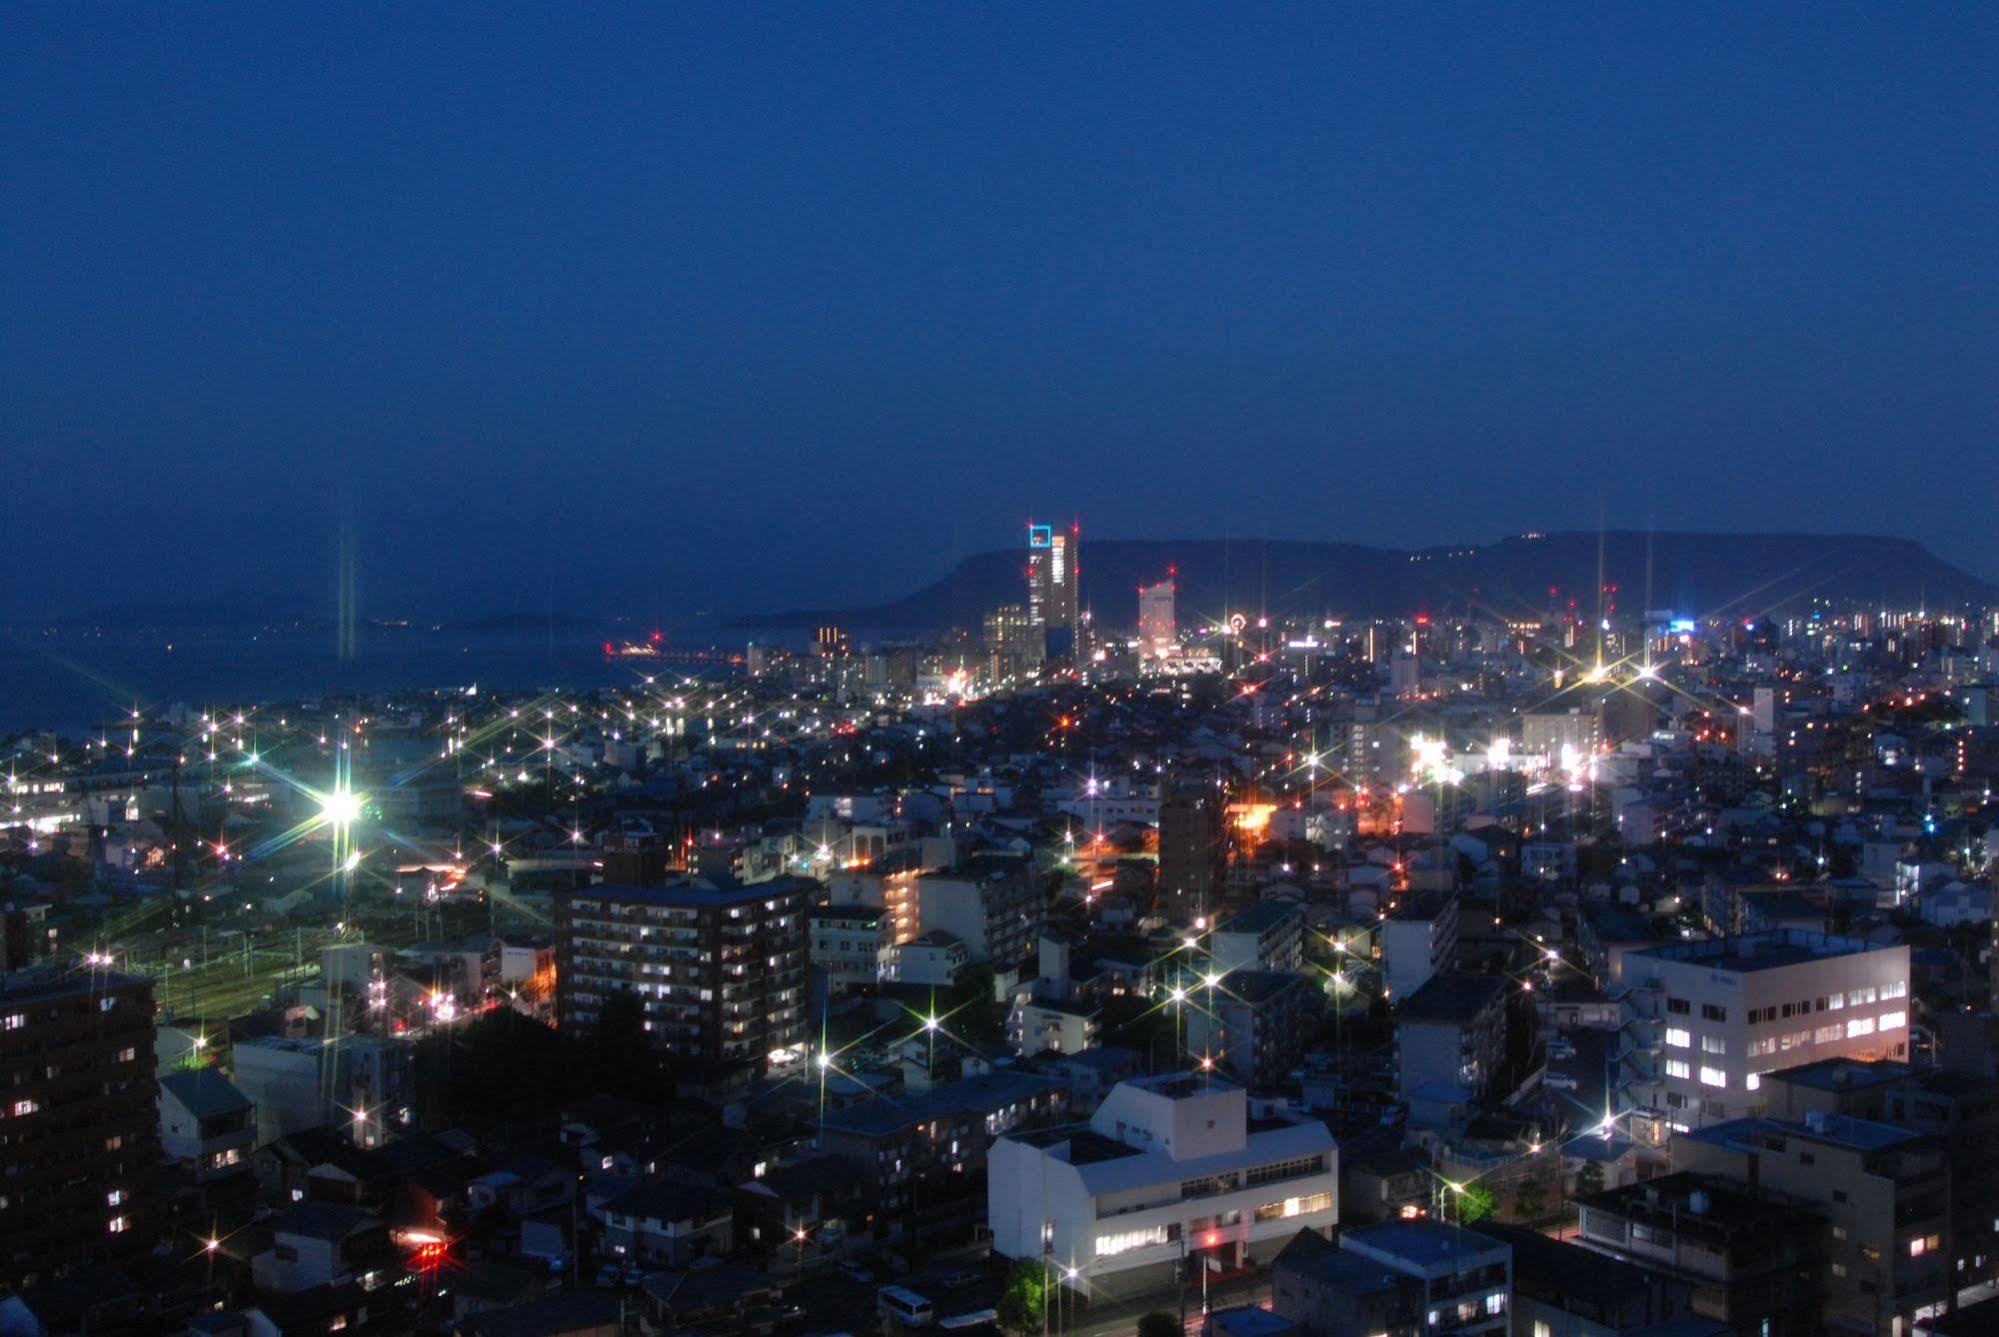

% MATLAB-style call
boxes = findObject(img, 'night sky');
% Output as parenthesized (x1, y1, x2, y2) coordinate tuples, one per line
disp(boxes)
(6, 7, 1996, 622)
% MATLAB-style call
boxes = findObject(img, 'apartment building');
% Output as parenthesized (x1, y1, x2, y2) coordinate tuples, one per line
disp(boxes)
(988, 1073, 1337, 1299)
(915, 856, 1042, 969)
(1677, 1113, 1952, 1334)
(1577, 1172, 1817, 1335)
(1762, 1058, 1999, 1304)
(0, 967, 160, 1287)
(1209, 902, 1305, 975)
(808, 904, 890, 996)
(1622, 930, 1911, 1135)
(1339, 1222, 1512, 1336)
(555, 875, 810, 1070)
(1395, 973, 1508, 1130)
(1383, 890, 1459, 1003)
(1183, 970, 1316, 1088)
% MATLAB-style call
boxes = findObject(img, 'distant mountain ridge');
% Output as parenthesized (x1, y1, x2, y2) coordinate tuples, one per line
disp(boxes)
(736, 531, 1999, 630)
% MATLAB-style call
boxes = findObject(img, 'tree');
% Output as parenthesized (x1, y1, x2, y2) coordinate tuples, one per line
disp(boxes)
(1137, 1313, 1180, 1337)
(1452, 1181, 1497, 1224)
(1573, 1159, 1606, 1199)
(1512, 1177, 1546, 1220)
(995, 1260, 1049, 1334)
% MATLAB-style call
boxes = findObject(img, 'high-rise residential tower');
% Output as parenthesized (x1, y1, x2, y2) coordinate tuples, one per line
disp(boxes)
(1027, 522, 1079, 660)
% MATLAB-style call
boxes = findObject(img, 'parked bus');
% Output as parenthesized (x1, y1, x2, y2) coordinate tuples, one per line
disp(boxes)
(877, 1286, 936, 1327)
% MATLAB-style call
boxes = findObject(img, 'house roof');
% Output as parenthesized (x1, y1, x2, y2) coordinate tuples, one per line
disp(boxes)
(159, 1067, 252, 1119)
(603, 1179, 727, 1225)
(1271, 1229, 1409, 1299)
(270, 1202, 373, 1242)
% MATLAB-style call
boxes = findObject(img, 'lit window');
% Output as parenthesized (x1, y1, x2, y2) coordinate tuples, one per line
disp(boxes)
(1746, 1073, 1761, 1091)
(1, 1014, 22, 1031)
(108, 1216, 128, 1234)
(1879, 1012, 1906, 1031)
(1699, 1067, 1727, 1088)
(10, 1100, 37, 1117)
(106, 1190, 123, 1207)
(1847, 1017, 1876, 1039)
(1664, 1059, 1691, 1080)
(1701, 1035, 1726, 1054)
(1665, 1028, 1690, 1049)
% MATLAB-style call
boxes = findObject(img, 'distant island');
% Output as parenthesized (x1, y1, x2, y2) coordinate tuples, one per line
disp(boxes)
(736, 530, 1999, 630)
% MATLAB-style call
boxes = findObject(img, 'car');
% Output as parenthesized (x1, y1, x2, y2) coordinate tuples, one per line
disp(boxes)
(594, 1264, 623, 1288)
(839, 1260, 876, 1284)
(1545, 1071, 1579, 1091)
(935, 1269, 981, 1289)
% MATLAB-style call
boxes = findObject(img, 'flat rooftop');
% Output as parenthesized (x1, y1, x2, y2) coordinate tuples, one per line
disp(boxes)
(1342, 1222, 1507, 1268)
(1219, 902, 1298, 935)
(0, 965, 150, 1002)
(1632, 928, 1897, 973)
(1398, 972, 1505, 1022)
(1763, 1057, 1911, 1093)
(819, 1069, 1063, 1138)
(1580, 1172, 1797, 1236)
(571, 875, 812, 908)
(1686, 1114, 1927, 1155)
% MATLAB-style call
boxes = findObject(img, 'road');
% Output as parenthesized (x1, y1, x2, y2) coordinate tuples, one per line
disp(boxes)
(1058, 1272, 1274, 1337)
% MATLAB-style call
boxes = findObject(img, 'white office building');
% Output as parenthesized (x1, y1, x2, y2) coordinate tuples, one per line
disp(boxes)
(988, 1073, 1337, 1299)
(1621, 930, 1912, 1137)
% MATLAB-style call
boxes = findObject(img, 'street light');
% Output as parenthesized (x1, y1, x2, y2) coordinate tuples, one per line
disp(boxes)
(319, 788, 362, 828)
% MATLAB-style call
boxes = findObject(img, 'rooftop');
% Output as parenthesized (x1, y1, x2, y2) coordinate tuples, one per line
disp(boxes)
(1272, 1229, 1411, 1299)
(1216, 969, 1311, 1006)
(1483, 1224, 1659, 1310)
(1219, 902, 1299, 936)
(1632, 928, 1899, 974)
(1762, 1056, 1912, 1093)
(1122, 1071, 1241, 1100)
(1342, 1221, 1508, 1268)
(1397, 972, 1505, 1022)
(809, 903, 883, 923)
(159, 1067, 252, 1120)
(569, 875, 813, 908)
(1685, 1113, 1927, 1155)
(819, 1069, 1062, 1139)
(1579, 1171, 1800, 1237)
(0, 965, 149, 1003)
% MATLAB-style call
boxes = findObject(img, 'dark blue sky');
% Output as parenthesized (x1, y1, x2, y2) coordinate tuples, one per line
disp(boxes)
(6, 6, 1996, 622)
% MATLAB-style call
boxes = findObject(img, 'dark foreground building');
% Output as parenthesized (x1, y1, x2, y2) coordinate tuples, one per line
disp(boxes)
(0, 965, 160, 1287)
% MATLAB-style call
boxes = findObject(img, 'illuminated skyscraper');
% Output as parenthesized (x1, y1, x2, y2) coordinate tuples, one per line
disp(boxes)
(1138, 578, 1176, 658)
(1026, 521, 1079, 659)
